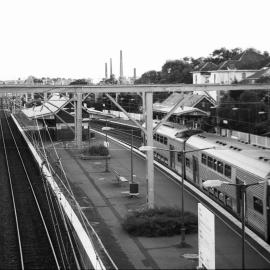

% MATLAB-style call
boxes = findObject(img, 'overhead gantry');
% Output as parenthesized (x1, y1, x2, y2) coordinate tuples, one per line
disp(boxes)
(1, 83, 270, 208)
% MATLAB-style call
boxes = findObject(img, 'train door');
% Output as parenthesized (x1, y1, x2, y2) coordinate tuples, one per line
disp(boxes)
(236, 178, 244, 215)
(169, 144, 175, 169)
(192, 155, 199, 184)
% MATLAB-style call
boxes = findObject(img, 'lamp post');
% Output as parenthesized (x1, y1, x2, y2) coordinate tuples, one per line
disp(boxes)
(130, 128, 134, 183)
(203, 179, 264, 269)
(139, 144, 215, 247)
(101, 125, 113, 172)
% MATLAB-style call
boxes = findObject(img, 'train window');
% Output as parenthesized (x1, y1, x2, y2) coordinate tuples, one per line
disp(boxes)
(217, 161, 224, 174)
(186, 158, 190, 168)
(213, 159, 217, 171)
(201, 154, 207, 164)
(224, 165, 232, 178)
(164, 137, 168, 145)
(157, 134, 160, 142)
(207, 156, 213, 168)
(153, 134, 157, 140)
(253, 197, 263, 214)
(177, 152, 183, 162)
(160, 136, 164, 144)
(225, 195, 232, 209)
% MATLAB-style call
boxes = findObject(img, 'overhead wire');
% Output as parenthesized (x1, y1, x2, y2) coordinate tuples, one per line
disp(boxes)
(32, 108, 82, 268)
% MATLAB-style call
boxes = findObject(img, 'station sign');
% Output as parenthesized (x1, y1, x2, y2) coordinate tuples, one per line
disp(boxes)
(198, 203, 215, 269)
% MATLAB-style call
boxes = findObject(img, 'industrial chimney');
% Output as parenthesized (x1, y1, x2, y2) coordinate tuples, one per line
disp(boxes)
(133, 68, 136, 81)
(110, 58, 113, 78)
(119, 50, 123, 84)
(105, 63, 108, 79)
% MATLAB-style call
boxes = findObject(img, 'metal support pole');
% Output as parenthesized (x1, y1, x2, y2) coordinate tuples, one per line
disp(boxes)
(241, 186, 246, 269)
(131, 129, 134, 183)
(88, 114, 91, 147)
(145, 92, 154, 208)
(44, 92, 48, 102)
(105, 131, 109, 172)
(76, 92, 82, 149)
(179, 140, 190, 248)
(105, 119, 109, 172)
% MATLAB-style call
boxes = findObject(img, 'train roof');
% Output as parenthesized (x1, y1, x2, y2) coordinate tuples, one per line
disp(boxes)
(187, 133, 270, 179)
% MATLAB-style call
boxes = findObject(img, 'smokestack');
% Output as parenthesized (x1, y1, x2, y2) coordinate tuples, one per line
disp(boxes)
(105, 63, 108, 79)
(110, 58, 112, 77)
(133, 68, 136, 80)
(120, 50, 123, 84)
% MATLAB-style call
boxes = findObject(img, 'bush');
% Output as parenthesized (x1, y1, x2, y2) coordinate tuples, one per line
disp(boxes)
(82, 144, 109, 156)
(122, 207, 197, 237)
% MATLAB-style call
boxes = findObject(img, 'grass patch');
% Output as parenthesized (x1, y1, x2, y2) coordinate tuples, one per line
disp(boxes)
(122, 207, 197, 237)
(81, 144, 109, 156)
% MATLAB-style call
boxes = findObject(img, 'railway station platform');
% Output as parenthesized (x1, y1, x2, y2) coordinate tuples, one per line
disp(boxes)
(41, 133, 270, 269)
(46, 135, 199, 269)
(12, 109, 270, 269)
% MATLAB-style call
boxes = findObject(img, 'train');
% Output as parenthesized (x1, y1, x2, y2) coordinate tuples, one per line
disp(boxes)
(94, 118, 270, 243)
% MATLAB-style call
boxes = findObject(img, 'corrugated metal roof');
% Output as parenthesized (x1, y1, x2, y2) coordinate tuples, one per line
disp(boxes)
(22, 93, 69, 119)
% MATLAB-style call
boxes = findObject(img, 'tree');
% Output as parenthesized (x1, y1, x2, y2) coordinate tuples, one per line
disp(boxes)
(205, 47, 243, 65)
(104, 74, 118, 84)
(159, 60, 192, 84)
(69, 79, 88, 85)
(134, 70, 161, 84)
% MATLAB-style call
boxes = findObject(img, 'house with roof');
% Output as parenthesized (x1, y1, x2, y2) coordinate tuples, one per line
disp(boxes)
(192, 50, 269, 101)
(192, 50, 268, 85)
(153, 92, 216, 129)
(243, 66, 270, 84)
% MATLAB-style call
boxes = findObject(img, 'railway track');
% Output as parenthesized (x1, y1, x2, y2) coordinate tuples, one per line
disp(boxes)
(0, 108, 79, 269)
(90, 119, 142, 148)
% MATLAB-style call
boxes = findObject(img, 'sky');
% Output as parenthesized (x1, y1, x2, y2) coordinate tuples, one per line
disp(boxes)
(0, 0, 270, 82)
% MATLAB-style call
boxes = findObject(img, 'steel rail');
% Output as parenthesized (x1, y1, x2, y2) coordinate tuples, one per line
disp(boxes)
(3, 110, 61, 270)
(0, 114, 24, 269)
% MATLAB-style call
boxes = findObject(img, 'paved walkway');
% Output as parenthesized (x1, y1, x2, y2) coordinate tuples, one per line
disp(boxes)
(52, 137, 199, 269)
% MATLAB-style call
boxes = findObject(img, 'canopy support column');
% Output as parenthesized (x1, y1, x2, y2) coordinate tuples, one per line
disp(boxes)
(145, 92, 154, 208)
(75, 92, 82, 148)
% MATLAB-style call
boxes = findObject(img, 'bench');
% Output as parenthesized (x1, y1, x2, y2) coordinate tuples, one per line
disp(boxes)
(112, 169, 129, 184)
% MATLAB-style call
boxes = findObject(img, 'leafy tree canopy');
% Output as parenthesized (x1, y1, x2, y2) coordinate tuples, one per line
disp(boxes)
(134, 70, 161, 84)
(69, 79, 89, 85)
(160, 60, 192, 84)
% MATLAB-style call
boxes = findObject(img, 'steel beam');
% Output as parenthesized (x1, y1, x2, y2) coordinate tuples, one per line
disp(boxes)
(1, 83, 270, 94)
(105, 93, 147, 134)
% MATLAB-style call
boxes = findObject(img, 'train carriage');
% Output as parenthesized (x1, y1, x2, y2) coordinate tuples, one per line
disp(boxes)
(153, 126, 270, 241)
(97, 118, 270, 242)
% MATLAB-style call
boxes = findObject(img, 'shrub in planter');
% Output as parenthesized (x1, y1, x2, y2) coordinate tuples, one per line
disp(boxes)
(82, 144, 109, 156)
(122, 207, 197, 237)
